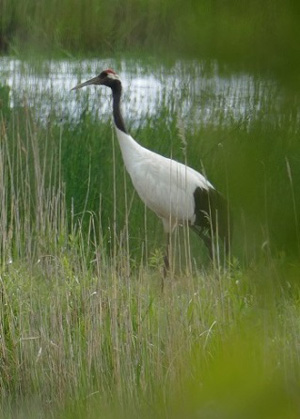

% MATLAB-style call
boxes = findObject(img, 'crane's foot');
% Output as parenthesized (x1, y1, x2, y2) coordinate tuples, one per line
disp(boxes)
(161, 254, 170, 291)
(163, 254, 169, 275)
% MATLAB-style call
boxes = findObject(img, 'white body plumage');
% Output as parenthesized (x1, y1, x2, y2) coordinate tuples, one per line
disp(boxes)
(115, 127, 213, 233)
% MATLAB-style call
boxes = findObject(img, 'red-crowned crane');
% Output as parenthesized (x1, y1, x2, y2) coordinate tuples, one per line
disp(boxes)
(72, 69, 230, 274)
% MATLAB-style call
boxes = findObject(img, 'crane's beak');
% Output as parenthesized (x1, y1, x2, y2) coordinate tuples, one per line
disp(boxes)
(71, 75, 101, 91)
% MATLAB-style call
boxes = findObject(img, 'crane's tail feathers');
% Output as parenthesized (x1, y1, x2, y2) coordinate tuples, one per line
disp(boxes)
(192, 186, 232, 260)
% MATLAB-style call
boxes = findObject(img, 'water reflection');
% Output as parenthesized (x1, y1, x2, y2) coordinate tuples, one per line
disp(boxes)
(0, 57, 275, 128)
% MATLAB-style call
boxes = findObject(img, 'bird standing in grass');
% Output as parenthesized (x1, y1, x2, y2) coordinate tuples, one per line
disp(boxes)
(72, 69, 230, 274)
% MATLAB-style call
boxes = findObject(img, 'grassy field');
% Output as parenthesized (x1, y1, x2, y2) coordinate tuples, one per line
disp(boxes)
(0, 0, 300, 417)
(1, 253, 300, 418)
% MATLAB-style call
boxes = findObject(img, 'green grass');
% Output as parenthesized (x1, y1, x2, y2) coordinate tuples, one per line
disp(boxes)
(0, 56, 300, 418)
(1, 248, 300, 418)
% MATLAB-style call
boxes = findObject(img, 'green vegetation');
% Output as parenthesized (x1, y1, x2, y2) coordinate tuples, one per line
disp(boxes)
(0, 0, 300, 417)
(1, 1, 300, 80)
(1, 254, 300, 418)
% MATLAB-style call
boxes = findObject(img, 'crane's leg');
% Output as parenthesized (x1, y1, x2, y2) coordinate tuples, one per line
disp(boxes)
(163, 233, 170, 279)
(201, 234, 213, 260)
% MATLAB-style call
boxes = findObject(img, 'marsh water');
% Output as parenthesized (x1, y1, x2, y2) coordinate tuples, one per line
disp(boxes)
(0, 57, 280, 128)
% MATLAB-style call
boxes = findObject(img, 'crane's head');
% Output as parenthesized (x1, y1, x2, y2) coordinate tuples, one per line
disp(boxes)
(71, 69, 121, 91)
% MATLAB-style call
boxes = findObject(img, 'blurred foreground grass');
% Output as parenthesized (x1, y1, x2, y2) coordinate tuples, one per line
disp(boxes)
(1, 0, 300, 82)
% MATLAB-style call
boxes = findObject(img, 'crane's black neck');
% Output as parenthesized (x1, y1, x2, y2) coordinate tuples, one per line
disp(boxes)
(111, 82, 127, 134)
